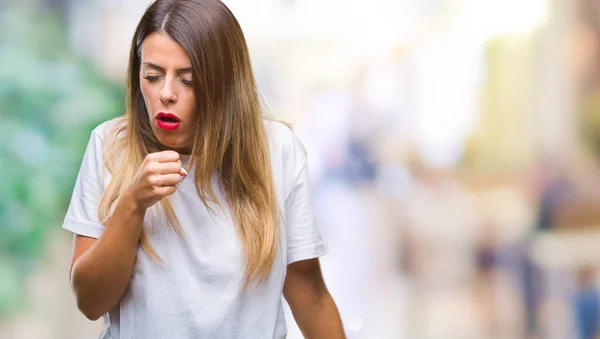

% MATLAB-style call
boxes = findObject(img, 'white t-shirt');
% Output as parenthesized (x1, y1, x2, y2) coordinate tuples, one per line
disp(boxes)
(62, 118, 328, 339)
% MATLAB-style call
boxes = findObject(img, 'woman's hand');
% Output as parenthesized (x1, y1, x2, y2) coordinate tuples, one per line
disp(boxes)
(69, 150, 188, 320)
(125, 150, 188, 210)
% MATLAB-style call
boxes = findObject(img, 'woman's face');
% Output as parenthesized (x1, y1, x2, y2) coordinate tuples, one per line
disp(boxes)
(140, 31, 196, 154)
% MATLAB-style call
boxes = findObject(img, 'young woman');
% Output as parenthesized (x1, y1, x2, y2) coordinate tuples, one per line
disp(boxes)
(62, 0, 344, 338)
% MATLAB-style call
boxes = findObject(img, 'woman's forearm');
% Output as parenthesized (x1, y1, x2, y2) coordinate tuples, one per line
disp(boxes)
(294, 291, 345, 339)
(70, 193, 145, 320)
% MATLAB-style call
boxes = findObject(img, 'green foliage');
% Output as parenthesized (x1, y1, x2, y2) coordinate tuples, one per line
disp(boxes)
(0, 3, 124, 318)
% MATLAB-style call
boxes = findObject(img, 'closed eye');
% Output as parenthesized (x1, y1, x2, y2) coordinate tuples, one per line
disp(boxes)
(143, 75, 160, 82)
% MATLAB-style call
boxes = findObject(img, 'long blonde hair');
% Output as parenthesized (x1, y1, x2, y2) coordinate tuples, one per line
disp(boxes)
(98, 0, 280, 288)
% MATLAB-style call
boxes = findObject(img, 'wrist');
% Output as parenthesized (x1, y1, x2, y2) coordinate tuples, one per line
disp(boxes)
(120, 189, 146, 218)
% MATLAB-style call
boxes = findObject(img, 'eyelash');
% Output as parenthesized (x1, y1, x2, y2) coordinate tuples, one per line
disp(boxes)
(143, 76, 192, 86)
(143, 75, 160, 82)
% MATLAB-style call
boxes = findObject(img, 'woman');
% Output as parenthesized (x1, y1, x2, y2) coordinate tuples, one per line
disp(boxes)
(62, 0, 345, 338)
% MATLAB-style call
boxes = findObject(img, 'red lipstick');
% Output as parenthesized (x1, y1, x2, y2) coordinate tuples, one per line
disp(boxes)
(156, 112, 180, 130)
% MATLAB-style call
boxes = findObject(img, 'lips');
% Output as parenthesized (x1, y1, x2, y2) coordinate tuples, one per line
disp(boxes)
(156, 112, 180, 130)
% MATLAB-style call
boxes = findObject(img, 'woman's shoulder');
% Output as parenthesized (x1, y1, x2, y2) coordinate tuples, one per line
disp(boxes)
(91, 116, 127, 143)
(263, 119, 306, 157)
(263, 119, 308, 177)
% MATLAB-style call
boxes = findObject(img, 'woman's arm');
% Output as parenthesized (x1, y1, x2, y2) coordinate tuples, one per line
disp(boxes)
(69, 193, 144, 320)
(69, 150, 185, 320)
(283, 258, 345, 338)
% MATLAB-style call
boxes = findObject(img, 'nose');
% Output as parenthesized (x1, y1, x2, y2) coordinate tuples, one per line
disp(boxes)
(159, 77, 177, 105)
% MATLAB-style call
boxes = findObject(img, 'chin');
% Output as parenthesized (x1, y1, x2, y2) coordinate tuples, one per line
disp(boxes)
(158, 138, 190, 153)
(159, 139, 181, 149)
(151, 127, 190, 152)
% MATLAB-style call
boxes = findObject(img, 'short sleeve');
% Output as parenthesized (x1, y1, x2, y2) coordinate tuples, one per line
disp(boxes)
(61, 129, 107, 238)
(284, 135, 328, 265)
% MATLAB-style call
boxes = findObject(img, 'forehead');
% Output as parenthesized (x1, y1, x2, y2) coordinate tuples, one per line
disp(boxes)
(140, 31, 191, 67)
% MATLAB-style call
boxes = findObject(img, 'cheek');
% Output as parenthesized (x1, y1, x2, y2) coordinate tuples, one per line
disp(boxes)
(183, 91, 197, 118)
(139, 82, 155, 110)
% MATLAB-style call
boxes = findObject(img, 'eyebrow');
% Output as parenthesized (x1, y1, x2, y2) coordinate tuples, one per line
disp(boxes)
(142, 62, 192, 73)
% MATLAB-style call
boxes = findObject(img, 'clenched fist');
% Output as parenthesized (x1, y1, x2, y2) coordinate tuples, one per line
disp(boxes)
(124, 150, 188, 210)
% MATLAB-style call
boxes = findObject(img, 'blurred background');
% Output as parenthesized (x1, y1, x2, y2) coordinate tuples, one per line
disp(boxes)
(3, 0, 600, 338)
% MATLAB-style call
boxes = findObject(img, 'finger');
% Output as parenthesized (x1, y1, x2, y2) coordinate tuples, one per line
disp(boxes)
(156, 174, 182, 186)
(156, 162, 183, 175)
(147, 151, 180, 163)
(176, 160, 188, 176)
(154, 185, 177, 198)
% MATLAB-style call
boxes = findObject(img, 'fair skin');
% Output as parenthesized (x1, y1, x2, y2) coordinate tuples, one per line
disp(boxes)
(69, 31, 344, 338)
(139, 32, 196, 154)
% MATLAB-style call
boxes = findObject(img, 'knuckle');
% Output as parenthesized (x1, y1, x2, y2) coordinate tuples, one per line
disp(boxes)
(144, 163, 158, 175)
(168, 150, 180, 160)
(147, 175, 159, 186)
(151, 186, 162, 196)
